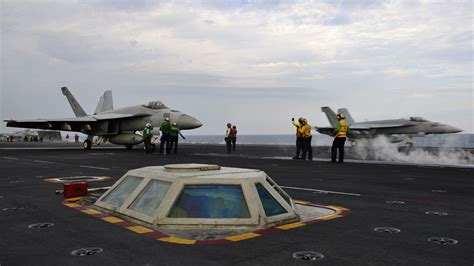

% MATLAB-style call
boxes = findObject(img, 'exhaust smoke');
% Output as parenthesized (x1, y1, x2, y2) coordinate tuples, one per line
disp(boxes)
(352, 136, 473, 166)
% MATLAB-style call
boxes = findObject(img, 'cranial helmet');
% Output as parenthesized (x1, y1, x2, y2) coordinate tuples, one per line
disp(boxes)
(337, 114, 345, 120)
(165, 117, 170, 121)
(172, 122, 177, 126)
(145, 123, 152, 128)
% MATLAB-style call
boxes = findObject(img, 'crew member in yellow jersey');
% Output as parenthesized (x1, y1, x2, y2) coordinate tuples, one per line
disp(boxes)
(299, 118, 313, 160)
(291, 117, 303, 159)
(331, 114, 349, 163)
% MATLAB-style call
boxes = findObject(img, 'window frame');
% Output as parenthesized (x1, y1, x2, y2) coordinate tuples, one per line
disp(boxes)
(127, 179, 172, 218)
(166, 184, 251, 219)
(99, 175, 144, 210)
(255, 182, 288, 217)
(160, 179, 261, 226)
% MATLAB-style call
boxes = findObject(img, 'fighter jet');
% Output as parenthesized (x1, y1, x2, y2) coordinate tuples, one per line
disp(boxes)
(316, 107, 462, 145)
(4, 87, 202, 150)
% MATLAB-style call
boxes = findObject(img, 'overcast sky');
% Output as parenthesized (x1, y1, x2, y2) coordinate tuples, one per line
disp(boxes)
(1, 0, 472, 135)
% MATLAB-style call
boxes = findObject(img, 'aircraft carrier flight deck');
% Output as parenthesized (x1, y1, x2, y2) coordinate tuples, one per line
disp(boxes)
(0, 142, 472, 265)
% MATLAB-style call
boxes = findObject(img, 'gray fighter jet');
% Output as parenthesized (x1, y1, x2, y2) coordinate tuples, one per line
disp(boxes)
(4, 87, 202, 150)
(316, 107, 462, 145)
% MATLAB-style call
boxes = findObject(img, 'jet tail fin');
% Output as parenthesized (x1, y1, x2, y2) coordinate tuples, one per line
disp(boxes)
(94, 90, 113, 114)
(321, 106, 338, 127)
(337, 108, 355, 125)
(61, 87, 87, 117)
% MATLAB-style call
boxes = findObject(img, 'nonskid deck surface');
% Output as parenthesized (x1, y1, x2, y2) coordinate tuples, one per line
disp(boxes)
(0, 142, 473, 265)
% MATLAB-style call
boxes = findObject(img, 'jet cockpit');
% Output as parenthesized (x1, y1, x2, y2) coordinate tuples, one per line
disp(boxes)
(409, 117, 428, 122)
(143, 101, 168, 110)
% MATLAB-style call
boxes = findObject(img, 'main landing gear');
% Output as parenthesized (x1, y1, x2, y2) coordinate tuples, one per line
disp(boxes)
(83, 139, 92, 150)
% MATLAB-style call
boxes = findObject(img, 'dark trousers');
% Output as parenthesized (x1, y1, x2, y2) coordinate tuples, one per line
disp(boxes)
(294, 137, 302, 158)
(167, 137, 179, 154)
(331, 137, 346, 162)
(144, 137, 152, 153)
(225, 137, 232, 152)
(230, 137, 236, 151)
(301, 136, 313, 160)
(159, 134, 170, 154)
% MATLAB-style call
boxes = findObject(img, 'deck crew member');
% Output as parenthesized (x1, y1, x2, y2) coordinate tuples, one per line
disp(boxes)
(143, 123, 153, 153)
(291, 118, 303, 159)
(300, 118, 313, 160)
(331, 114, 349, 163)
(224, 123, 232, 152)
(225, 123, 233, 152)
(159, 117, 171, 154)
(229, 125, 237, 151)
(167, 122, 185, 154)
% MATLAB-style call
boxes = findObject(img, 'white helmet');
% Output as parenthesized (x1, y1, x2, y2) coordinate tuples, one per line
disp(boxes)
(172, 122, 177, 126)
(145, 123, 152, 128)
(165, 117, 170, 121)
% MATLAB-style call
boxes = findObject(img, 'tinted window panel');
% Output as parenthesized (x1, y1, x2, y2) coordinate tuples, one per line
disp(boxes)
(168, 185, 250, 218)
(129, 180, 171, 217)
(103, 176, 143, 207)
(256, 183, 287, 216)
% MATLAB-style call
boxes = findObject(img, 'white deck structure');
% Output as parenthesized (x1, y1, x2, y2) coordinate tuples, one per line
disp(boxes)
(94, 164, 300, 229)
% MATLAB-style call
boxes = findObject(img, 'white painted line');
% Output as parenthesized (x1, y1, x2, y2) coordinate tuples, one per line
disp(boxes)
(79, 165, 111, 170)
(281, 186, 361, 197)
(0, 147, 121, 150)
(34, 160, 56, 164)
(3, 157, 19, 160)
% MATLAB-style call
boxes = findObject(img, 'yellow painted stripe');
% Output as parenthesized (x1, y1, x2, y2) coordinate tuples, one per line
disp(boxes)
(320, 214, 343, 221)
(127, 225, 154, 234)
(81, 209, 102, 215)
(275, 222, 306, 230)
(102, 216, 124, 223)
(64, 197, 82, 202)
(64, 203, 81, 208)
(226, 232, 260, 242)
(293, 200, 310, 205)
(159, 237, 196, 245)
(326, 205, 349, 211)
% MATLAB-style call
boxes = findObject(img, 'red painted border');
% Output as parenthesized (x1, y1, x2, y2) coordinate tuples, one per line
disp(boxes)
(62, 199, 349, 244)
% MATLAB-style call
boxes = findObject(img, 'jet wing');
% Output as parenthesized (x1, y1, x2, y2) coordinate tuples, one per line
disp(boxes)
(351, 123, 410, 129)
(314, 126, 334, 136)
(4, 117, 97, 130)
(5, 113, 152, 132)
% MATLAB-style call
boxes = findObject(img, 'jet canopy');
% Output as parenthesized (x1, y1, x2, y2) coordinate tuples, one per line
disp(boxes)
(143, 101, 168, 110)
(409, 117, 429, 122)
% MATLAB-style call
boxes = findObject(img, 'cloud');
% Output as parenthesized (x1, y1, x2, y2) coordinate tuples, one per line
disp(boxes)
(1, 0, 472, 134)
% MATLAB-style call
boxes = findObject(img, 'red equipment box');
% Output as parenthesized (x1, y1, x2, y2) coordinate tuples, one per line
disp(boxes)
(63, 182, 88, 198)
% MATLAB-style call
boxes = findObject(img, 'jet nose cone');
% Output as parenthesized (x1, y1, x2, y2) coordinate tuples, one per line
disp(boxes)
(448, 126, 462, 133)
(178, 114, 202, 129)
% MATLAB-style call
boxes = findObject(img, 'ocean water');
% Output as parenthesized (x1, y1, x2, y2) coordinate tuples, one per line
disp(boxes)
(181, 133, 474, 148)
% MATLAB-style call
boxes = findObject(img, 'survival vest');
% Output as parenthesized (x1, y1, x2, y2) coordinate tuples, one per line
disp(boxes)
(335, 119, 349, 138)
